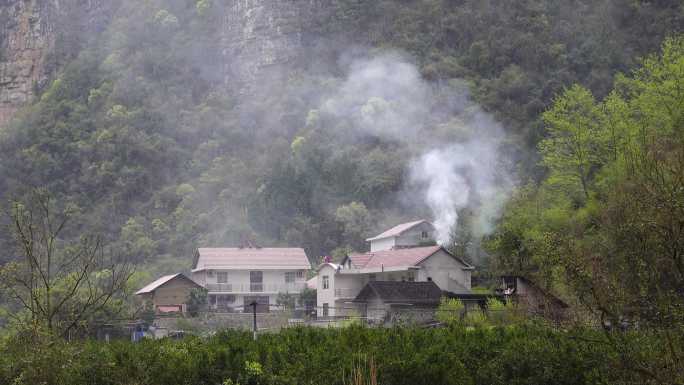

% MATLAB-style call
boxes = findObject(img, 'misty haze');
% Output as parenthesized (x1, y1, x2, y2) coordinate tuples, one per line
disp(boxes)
(0, 1, 683, 384)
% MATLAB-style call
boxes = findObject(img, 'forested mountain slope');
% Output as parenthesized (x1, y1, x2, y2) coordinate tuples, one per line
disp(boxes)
(0, 0, 682, 275)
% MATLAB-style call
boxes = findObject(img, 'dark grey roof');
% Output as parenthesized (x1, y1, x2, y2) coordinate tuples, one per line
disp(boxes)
(353, 281, 442, 305)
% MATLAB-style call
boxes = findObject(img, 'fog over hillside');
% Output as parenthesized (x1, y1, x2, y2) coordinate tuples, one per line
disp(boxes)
(0, 0, 681, 271)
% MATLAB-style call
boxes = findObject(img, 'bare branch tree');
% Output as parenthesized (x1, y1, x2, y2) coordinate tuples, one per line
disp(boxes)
(0, 188, 134, 337)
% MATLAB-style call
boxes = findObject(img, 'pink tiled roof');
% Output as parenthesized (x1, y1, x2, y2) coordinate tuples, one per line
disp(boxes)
(193, 247, 311, 271)
(157, 305, 183, 313)
(349, 245, 444, 269)
(366, 220, 431, 241)
(306, 276, 317, 289)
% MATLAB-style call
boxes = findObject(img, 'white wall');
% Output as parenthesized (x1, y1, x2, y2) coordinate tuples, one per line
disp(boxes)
(370, 223, 435, 251)
(317, 265, 337, 316)
(370, 237, 395, 252)
(394, 222, 435, 247)
(195, 269, 307, 293)
(417, 249, 471, 292)
(209, 293, 280, 311)
(193, 270, 207, 285)
(333, 274, 366, 298)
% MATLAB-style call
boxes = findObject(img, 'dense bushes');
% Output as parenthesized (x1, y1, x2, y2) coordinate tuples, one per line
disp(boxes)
(0, 324, 667, 385)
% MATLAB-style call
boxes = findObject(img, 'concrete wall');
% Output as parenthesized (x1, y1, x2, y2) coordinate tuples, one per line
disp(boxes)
(208, 293, 279, 311)
(394, 222, 435, 247)
(317, 264, 337, 316)
(364, 298, 386, 321)
(369, 237, 395, 252)
(192, 269, 307, 293)
(417, 249, 471, 291)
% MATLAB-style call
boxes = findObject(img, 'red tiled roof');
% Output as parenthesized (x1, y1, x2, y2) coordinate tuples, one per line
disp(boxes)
(366, 219, 432, 241)
(349, 245, 446, 269)
(193, 247, 311, 271)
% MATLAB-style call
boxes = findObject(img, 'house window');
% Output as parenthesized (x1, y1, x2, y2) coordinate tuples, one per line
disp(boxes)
(408, 271, 415, 282)
(323, 303, 329, 316)
(285, 272, 295, 283)
(250, 271, 263, 292)
(296, 270, 304, 279)
(421, 231, 429, 239)
(216, 272, 228, 283)
(322, 275, 330, 290)
(217, 295, 235, 304)
(368, 274, 376, 282)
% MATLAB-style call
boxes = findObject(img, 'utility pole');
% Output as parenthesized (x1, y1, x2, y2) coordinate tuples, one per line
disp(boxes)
(250, 301, 258, 340)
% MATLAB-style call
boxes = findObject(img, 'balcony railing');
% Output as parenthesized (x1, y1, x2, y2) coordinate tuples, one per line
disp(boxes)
(250, 283, 263, 292)
(208, 283, 233, 292)
(206, 282, 306, 293)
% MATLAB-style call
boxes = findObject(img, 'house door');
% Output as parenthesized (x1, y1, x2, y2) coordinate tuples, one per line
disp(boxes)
(250, 271, 263, 292)
(244, 296, 269, 313)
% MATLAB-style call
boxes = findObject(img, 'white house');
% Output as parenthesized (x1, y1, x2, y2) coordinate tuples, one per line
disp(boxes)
(366, 219, 436, 252)
(316, 220, 474, 317)
(191, 247, 311, 312)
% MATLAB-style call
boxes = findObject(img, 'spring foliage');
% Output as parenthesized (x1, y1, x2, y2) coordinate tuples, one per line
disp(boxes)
(0, 324, 674, 385)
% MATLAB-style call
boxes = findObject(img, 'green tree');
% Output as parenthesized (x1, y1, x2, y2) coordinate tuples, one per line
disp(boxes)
(186, 287, 208, 317)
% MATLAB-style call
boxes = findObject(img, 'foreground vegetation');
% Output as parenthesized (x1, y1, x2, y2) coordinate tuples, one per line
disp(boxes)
(1, 323, 682, 385)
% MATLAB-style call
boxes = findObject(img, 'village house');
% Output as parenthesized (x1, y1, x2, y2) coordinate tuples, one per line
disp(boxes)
(191, 247, 311, 312)
(316, 220, 474, 317)
(135, 273, 204, 314)
(352, 280, 443, 325)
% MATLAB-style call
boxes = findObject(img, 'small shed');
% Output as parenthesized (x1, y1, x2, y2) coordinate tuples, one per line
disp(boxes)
(135, 273, 204, 314)
(353, 281, 442, 325)
(499, 275, 569, 322)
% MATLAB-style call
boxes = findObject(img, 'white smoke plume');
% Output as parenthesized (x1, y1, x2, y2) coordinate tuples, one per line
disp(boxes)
(321, 52, 513, 246)
(410, 133, 507, 244)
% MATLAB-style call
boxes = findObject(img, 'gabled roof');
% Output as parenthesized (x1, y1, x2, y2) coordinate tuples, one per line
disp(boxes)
(306, 276, 317, 289)
(346, 246, 473, 270)
(192, 247, 311, 271)
(135, 274, 202, 295)
(354, 281, 442, 305)
(366, 220, 433, 241)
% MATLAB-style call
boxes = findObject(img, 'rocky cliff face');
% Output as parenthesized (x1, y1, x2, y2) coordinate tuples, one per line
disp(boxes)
(0, 0, 329, 126)
(0, 0, 52, 127)
(220, 0, 329, 95)
(0, 0, 116, 127)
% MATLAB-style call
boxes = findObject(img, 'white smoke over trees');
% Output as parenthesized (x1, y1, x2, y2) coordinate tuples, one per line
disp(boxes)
(321, 52, 514, 246)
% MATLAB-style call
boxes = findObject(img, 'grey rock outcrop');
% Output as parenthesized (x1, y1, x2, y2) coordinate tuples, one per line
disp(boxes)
(220, 0, 328, 96)
(0, 0, 332, 126)
(0, 0, 117, 127)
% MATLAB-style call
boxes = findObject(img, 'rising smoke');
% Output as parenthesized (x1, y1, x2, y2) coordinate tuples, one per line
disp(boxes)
(322, 53, 513, 245)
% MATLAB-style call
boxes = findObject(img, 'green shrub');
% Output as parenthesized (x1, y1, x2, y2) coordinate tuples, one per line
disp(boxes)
(0, 324, 679, 385)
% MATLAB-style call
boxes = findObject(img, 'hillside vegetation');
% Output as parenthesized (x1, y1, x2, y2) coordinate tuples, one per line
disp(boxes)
(0, 1, 683, 384)
(1, 0, 681, 275)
